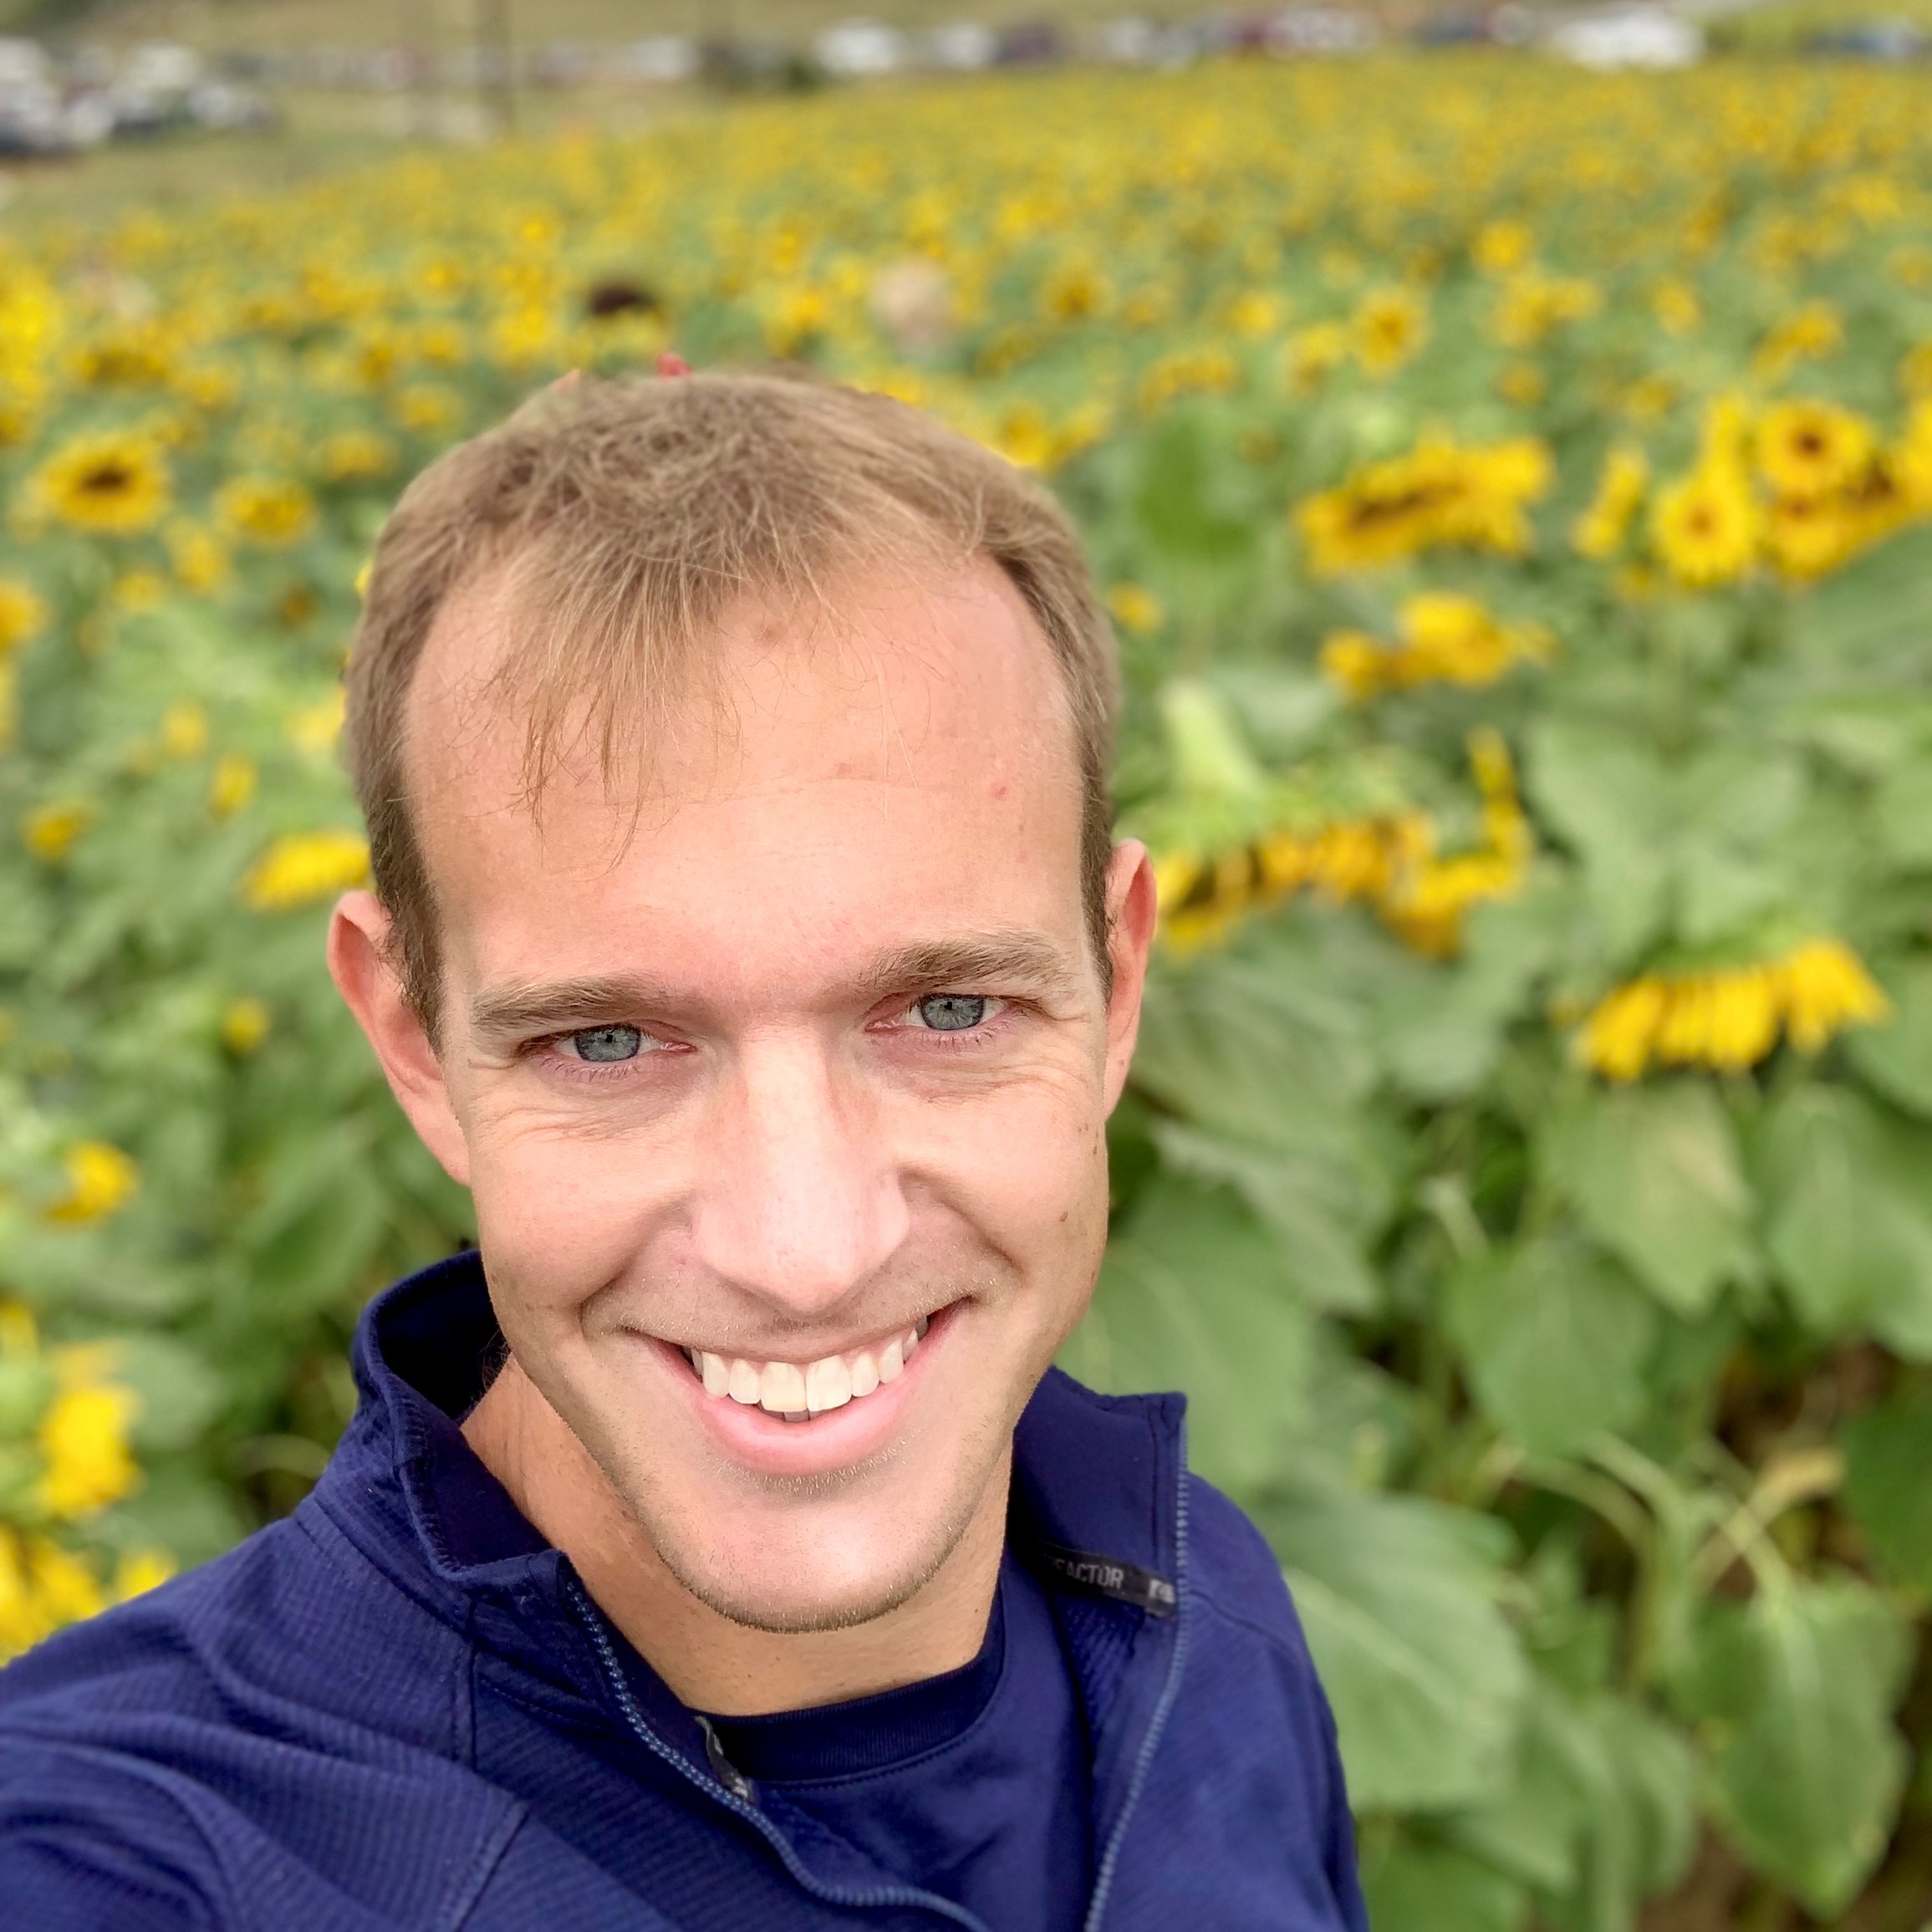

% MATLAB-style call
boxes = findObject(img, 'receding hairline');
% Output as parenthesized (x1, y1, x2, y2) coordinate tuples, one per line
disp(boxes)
(398, 537, 1084, 828)
(343, 369, 1122, 1029)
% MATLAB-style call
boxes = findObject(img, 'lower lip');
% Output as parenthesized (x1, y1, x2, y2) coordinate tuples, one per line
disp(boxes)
(644, 1306, 953, 1478)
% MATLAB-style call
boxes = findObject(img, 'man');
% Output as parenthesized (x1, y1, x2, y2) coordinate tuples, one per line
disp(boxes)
(1, 371, 1366, 1930)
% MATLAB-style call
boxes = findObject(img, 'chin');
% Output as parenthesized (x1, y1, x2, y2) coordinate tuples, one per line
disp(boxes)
(655, 1511, 951, 1636)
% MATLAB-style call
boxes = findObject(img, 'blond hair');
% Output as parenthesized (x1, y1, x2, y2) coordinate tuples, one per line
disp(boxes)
(344, 370, 1120, 1028)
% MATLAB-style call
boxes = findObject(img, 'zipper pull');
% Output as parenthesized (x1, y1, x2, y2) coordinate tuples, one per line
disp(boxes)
(696, 1715, 757, 1805)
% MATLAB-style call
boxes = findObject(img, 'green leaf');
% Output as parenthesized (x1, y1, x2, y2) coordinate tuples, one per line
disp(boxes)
(1591, 1699, 1700, 1906)
(1446, 1235, 1658, 1457)
(1756, 1086, 1932, 1344)
(1669, 842, 1787, 949)
(1260, 1489, 1528, 1812)
(1058, 1176, 1311, 1491)
(1152, 1121, 1378, 1315)
(1846, 960, 1932, 1118)
(1213, 665, 1338, 762)
(1359, 1833, 1530, 1932)
(94, 1460, 251, 1568)
(1873, 758, 1932, 869)
(1539, 1083, 1753, 1318)
(1130, 414, 1257, 567)
(1443, 1679, 1695, 1932)
(1158, 679, 1266, 799)
(1842, 1388, 1932, 1591)
(1133, 943, 1379, 1152)
(107, 1334, 226, 1454)
(1444, 1684, 1586, 1894)
(1531, 1693, 1697, 1932)
(1784, 520, 1932, 673)
(1676, 1583, 1909, 1917)
(0, 1356, 54, 1437)
(1372, 893, 1557, 1103)
(1525, 721, 1668, 956)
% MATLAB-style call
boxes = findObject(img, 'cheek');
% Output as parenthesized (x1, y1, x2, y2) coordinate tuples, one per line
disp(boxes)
(461, 1117, 663, 1319)
(913, 1079, 1109, 1301)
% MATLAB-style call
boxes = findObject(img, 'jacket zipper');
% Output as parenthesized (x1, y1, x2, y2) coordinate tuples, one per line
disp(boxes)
(567, 1578, 992, 1932)
(1081, 1421, 1192, 1932)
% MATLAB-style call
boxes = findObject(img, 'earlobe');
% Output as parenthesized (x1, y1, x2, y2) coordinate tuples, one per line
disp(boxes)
(327, 891, 472, 1187)
(1101, 841, 1158, 1113)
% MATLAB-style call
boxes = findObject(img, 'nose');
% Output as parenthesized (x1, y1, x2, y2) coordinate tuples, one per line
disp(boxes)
(688, 1031, 910, 1319)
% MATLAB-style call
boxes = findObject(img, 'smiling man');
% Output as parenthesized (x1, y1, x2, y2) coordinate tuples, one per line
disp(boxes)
(0, 373, 1366, 1931)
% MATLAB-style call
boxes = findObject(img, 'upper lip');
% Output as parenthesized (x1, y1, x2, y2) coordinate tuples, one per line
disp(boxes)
(637, 1304, 946, 1363)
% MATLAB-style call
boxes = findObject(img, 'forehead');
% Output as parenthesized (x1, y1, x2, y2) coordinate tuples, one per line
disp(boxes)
(403, 557, 1086, 997)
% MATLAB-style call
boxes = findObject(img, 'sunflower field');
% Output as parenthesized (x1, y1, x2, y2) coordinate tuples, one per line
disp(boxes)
(8, 48, 1932, 1929)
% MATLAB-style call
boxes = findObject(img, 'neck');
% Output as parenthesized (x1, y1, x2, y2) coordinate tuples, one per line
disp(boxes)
(461, 1356, 1010, 1715)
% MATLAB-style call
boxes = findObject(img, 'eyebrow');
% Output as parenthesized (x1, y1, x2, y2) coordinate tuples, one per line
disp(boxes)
(466, 929, 1084, 1050)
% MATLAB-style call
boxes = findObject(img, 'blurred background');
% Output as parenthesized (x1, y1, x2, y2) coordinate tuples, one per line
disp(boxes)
(3, 2, 1932, 1926)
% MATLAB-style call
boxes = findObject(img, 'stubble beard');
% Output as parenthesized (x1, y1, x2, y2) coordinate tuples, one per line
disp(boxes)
(602, 1399, 1016, 1637)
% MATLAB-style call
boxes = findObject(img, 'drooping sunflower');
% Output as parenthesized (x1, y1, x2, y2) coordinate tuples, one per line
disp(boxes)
(28, 431, 171, 536)
(1756, 399, 1875, 500)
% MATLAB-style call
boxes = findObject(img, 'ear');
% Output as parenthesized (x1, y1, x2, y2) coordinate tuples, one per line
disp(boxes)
(327, 890, 472, 1187)
(1100, 839, 1158, 1114)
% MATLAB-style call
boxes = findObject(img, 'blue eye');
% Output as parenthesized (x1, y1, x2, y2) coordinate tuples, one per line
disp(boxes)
(914, 995, 987, 1032)
(568, 1025, 642, 1063)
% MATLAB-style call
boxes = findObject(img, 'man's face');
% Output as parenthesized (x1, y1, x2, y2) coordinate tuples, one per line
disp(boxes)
(364, 558, 1152, 1632)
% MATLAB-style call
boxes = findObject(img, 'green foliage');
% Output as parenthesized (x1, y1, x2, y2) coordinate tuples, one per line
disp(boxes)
(6, 53, 1932, 1929)
(1539, 1086, 1753, 1321)
(1671, 1584, 1911, 1914)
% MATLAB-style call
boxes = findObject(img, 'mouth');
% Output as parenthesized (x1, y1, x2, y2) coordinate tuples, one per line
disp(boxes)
(675, 1313, 935, 1425)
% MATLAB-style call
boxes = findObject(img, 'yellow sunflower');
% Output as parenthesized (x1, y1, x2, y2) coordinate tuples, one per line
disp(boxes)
(1353, 287, 1429, 378)
(242, 830, 370, 911)
(0, 577, 45, 655)
(1777, 939, 1890, 1054)
(217, 475, 317, 548)
(1573, 445, 1649, 559)
(28, 431, 171, 536)
(1651, 464, 1758, 587)
(1105, 583, 1165, 638)
(1763, 492, 1857, 582)
(1756, 400, 1876, 500)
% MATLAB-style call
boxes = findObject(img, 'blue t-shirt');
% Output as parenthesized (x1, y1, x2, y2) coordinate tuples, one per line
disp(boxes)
(706, 1549, 1092, 1932)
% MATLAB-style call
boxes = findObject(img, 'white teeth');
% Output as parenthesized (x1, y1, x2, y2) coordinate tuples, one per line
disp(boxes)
(686, 1317, 937, 1419)
(759, 1360, 808, 1415)
(805, 1355, 853, 1414)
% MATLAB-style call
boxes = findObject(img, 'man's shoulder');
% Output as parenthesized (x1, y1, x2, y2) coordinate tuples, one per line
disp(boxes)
(0, 1507, 526, 1931)
(0, 1499, 464, 1751)
(1185, 1474, 1315, 1657)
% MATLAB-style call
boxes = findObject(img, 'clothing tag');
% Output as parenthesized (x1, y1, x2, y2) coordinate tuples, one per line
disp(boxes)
(698, 1716, 757, 1804)
(1035, 1542, 1178, 1617)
